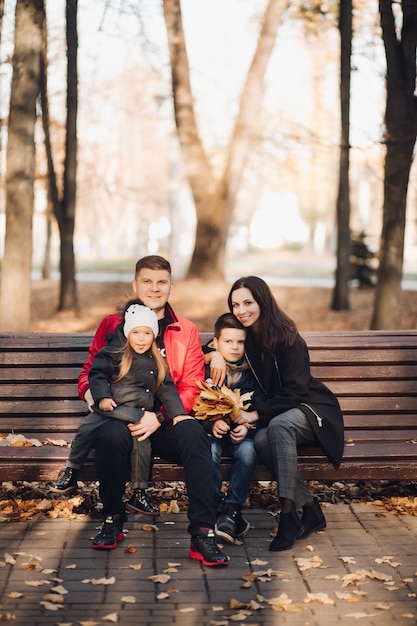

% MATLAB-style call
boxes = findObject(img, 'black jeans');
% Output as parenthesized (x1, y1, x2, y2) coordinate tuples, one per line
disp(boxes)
(94, 418, 216, 536)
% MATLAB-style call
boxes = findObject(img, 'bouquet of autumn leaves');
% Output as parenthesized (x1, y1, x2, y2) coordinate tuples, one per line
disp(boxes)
(193, 380, 255, 428)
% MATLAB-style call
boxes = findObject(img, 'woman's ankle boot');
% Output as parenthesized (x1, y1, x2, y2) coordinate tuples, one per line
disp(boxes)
(269, 505, 303, 552)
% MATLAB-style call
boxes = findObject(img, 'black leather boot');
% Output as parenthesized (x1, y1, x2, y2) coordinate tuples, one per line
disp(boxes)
(269, 505, 303, 552)
(298, 497, 326, 539)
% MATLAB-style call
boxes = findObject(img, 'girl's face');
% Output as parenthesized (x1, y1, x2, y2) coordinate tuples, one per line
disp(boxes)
(128, 326, 154, 354)
(230, 287, 261, 330)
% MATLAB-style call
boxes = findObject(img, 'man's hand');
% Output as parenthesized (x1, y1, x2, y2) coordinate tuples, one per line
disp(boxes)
(84, 389, 94, 412)
(172, 415, 195, 426)
(128, 411, 160, 441)
(212, 418, 230, 439)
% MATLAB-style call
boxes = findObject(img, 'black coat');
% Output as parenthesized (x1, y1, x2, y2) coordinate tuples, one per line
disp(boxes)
(88, 325, 185, 422)
(245, 330, 344, 468)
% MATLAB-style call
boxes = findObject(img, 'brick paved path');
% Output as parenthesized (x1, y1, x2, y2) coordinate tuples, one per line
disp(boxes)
(0, 503, 416, 625)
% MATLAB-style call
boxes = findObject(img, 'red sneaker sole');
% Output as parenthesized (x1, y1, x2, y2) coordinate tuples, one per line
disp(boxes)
(92, 532, 125, 550)
(188, 547, 229, 566)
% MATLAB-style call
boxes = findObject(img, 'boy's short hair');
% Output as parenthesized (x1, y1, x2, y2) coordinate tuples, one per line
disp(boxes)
(214, 312, 246, 339)
(135, 255, 171, 276)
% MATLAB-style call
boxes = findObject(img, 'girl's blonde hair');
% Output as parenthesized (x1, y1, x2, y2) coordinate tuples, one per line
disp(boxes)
(115, 337, 167, 387)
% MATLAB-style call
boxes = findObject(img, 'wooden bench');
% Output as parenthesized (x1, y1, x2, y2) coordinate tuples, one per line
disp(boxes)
(0, 330, 417, 483)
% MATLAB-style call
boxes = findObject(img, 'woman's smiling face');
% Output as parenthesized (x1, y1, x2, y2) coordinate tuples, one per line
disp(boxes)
(230, 287, 261, 330)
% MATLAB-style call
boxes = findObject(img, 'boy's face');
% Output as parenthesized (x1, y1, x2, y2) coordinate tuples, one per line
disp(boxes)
(213, 327, 246, 363)
(132, 268, 172, 319)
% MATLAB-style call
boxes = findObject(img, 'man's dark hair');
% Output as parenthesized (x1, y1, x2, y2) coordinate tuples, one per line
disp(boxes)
(135, 255, 171, 276)
(214, 312, 246, 339)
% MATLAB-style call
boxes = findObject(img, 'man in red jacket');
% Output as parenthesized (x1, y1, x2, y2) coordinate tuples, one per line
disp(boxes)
(51, 255, 229, 566)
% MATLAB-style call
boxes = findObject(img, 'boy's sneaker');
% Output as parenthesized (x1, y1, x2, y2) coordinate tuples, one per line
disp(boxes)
(126, 489, 159, 515)
(189, 527, 230, 566)
(215, 505, 249, 543)
(92, 514, 126, 550)
(235, 511, 250, 537)
(49, 467, 78, 494)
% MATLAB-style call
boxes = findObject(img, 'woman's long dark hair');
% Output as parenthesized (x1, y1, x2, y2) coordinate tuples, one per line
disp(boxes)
(227, 276, 298, 351)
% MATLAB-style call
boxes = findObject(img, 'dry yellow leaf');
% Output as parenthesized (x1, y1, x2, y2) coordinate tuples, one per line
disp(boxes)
(335, 591, 361, 602)
(25, 579, 50, 587)
(121, 596, 136, 603)
(42, 593, 65, 604)
(229, 598, 249, 610)
(141, 523, 158, 532)
(4, 553, 16, 565)
(156, 592, 170, 600)
(51, 585, 68, 595)
(123, 545, 137, 553)
(102, 613, 119, 623)
(149, 574, 171, 584)
(294, 555, 323, 571)
(7, 592, 23, 599)
(128, 563, 142, 571)
(91, 576, 116, 585)
(303, 592, 334, 605)
(39, 600, 63, 611)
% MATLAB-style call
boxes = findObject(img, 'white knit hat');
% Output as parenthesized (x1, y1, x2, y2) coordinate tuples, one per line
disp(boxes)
(123, 304, 159, 338)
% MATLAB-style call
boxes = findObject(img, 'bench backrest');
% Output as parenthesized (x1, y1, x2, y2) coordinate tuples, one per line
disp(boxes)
(1, 330, 416, 443)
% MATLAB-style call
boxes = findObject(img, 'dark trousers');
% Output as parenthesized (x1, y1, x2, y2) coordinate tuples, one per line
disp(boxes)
(94, 418, 216, 536)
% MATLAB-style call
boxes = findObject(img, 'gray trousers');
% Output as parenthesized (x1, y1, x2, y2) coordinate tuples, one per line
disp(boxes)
(66, 412, 152, 490)
(254, 407, 315, 509)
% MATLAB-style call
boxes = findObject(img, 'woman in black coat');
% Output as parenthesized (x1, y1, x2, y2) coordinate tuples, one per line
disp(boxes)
(211, 276, 344, 552)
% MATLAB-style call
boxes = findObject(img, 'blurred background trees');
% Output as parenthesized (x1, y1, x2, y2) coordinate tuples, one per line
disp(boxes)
(0, 0, 416, 330)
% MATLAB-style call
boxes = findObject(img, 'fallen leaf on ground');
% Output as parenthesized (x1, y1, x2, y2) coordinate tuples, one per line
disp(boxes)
(42, 593, 65, 604)
(335, 591, 361, 602)
(156, 592, 170, 600)
(141, 523, 158, 532)
(294, 555, 324, 571)
(149, 574, 170, 584)
(102, 613, 119, 622)
(91, 576, 116, 585)
(121, 596, 136, 603)
(340, 556, 356, 564)
(39, 600, 63, 611)
(124, 545, 137, 553)
(51, 585, 68, 595)
(304, 592, 334, 605)
(128, 563, 142, 571)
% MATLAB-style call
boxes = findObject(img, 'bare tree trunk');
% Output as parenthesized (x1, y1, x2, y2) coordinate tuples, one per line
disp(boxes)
(163, 0, 288, 280)
(331, 0, 352, 311)
(57, 0, 78, 310)
(0, 0, 44, 331)
(371, 0, 417, 329)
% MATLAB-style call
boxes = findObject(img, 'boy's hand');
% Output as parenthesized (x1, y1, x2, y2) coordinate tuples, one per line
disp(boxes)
(99, 397, 117, 411)
(230, 424, 248, 443)
(212, 418, 230, 439)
